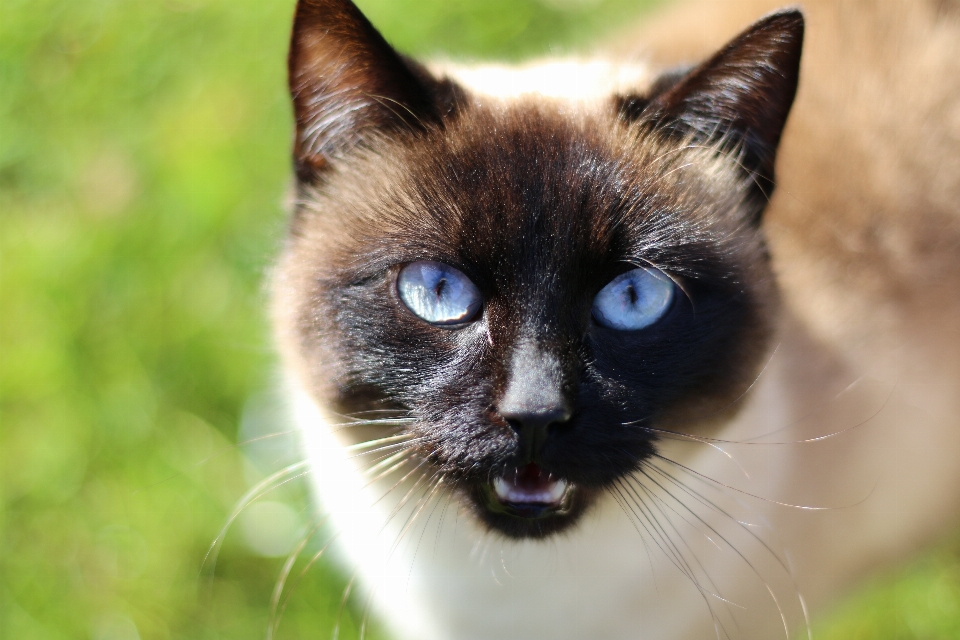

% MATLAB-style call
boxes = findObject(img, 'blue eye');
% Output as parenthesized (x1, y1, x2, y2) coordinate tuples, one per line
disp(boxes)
(397, 261, 482, 325)
(592, 267, 674, 331)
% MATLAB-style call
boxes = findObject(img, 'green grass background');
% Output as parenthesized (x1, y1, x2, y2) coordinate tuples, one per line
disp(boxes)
(2, 0, 959, 638)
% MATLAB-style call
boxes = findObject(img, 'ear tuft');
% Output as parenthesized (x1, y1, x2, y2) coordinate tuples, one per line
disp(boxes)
(635, 10, 805, 218)
(288, 0, 463, 181)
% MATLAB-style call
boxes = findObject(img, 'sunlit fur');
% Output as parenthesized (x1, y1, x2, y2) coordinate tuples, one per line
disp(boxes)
(270, 0, 960, 638)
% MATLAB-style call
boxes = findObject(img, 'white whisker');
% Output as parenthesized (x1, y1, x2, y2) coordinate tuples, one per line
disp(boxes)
(268, 515, 328, 640)
(201, 460, 311, 577)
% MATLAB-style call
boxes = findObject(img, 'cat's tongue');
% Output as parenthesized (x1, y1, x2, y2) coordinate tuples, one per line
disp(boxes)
(493, 463, 568, 505)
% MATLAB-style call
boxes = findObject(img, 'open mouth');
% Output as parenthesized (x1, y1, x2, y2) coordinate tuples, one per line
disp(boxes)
(485, 463, 574, 519)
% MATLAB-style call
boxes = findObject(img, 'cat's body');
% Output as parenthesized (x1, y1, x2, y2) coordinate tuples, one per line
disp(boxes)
(272, 1, 960, 638)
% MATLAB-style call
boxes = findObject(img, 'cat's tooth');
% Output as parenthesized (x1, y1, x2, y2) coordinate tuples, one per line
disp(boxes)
(547, 479, 568, 504)
(493, 477, 513, 501)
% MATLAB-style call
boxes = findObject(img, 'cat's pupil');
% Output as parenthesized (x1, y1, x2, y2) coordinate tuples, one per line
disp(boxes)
(626, 285, 638, 305)
(434, 278, 447, 299)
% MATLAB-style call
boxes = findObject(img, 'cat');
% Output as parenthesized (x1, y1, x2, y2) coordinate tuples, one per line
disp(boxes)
(270, 0, 960, 638)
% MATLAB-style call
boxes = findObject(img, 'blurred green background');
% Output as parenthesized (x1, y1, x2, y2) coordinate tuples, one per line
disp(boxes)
(2, 0, 958, 638)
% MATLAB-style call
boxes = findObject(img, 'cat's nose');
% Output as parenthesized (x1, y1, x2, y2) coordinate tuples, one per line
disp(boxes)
(500, 401, 572, 464)
(498, 340, 573, 463)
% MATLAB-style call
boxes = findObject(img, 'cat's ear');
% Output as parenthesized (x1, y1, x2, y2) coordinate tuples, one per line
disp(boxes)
(288, 0, 463, 181)
(625, 10, 804, 215)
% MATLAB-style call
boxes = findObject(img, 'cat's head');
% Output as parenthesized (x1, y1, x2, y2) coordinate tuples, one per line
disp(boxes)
(273, 0, 803, 539)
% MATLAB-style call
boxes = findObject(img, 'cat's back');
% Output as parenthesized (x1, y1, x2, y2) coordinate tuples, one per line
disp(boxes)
(621, 0, 960, 353)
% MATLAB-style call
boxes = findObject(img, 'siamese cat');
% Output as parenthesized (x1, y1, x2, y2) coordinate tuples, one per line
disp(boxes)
(270, 0, 960, 637)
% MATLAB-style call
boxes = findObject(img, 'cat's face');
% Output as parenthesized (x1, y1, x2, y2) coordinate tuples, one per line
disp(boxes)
(274, 0, 802, 539)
